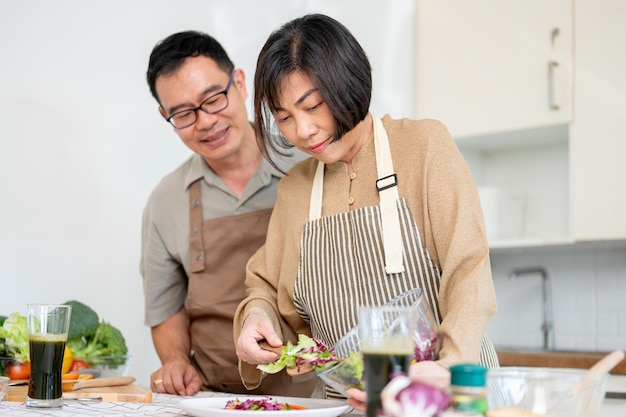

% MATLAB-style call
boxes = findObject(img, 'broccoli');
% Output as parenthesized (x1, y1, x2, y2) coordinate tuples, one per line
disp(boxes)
(67, 321, 128, 359)
(62, 300, 128, 367)
(64, 300, 100, 340)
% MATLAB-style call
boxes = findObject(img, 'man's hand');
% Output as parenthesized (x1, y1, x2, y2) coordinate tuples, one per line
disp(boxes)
(150, 359, 202, 395)
(151, 307, 202, 395)
(235, 313, 282, 365)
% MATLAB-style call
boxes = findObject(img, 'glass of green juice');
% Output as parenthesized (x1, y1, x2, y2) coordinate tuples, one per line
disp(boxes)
(26, 304, 72, 408)
(359, 305, 415, 417)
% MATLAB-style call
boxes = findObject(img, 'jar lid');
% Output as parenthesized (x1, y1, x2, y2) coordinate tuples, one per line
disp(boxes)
(449, 363, 488, 387)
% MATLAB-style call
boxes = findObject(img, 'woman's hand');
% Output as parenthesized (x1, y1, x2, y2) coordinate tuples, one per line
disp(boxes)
(345, 387, 367, 412)
(408, 360, 451, 389)
(235, 313, 283, 365)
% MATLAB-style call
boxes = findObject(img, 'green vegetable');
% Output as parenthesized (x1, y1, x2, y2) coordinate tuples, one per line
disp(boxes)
(0, 312, 29, 362)
(331, 351, 365, 390)
(67, 321, 128, 358)
(0, 316, 7, 327)
(64, 300, 99, 340)
(257, 334, 339, 374)
(62, 300, 128, 360)
(0, 301, 128, 368)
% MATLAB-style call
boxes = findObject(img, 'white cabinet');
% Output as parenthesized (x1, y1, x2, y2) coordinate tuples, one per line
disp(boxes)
(570, 0, 626, 241)
(414, 0, 573, 139)
(413, 0, 626, 247)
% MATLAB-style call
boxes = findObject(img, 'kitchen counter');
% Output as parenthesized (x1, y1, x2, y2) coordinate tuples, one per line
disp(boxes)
(497, 349, 626, 374)
(1, 392, 186, 416)
(0, 391, 358, 416)
(1, 388, 623, 416)
(495, 349, 626, 416)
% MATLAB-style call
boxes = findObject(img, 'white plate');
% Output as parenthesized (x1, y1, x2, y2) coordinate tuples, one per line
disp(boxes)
(178, 395, 351, 417)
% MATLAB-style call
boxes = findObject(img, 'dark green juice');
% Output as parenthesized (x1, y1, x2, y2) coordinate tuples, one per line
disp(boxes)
(363, 351, 412, 417)
(27, 335, 66, 403)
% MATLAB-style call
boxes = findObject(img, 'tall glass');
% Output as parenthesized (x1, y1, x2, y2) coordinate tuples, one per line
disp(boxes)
(359, 305, 415, 417)
(26, 304, 72, 408)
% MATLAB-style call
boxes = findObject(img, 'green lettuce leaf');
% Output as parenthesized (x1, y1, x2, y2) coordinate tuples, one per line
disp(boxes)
(0, 312, 29, 362)
(257, 334, 334, 374)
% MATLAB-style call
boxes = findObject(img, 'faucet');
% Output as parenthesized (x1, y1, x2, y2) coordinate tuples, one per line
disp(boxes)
(508, 266, 555, 351)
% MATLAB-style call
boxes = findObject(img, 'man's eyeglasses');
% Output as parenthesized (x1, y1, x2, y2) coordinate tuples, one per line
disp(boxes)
(165, 69, 235, 129)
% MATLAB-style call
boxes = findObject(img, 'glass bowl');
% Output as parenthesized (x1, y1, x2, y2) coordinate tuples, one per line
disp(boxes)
(316, 352, 365, 397)
(487, 366, 609, 417)
(0, 375, 8, 401)
(332, 288, 439, 361)
(75, 355, 132, 378)
(387, 288, 440, 361)
(317, 289, 439, 396)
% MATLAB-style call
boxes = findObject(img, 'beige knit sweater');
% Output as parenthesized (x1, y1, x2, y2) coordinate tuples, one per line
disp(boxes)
(234, 115, 497, 388)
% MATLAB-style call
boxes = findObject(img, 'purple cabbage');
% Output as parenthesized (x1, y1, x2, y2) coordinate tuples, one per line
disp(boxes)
(414, 319, 438, 362)
(382, 375, 450, 417)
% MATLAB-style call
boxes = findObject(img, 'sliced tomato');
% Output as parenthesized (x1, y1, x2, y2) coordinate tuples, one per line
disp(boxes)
(285, 404, 308, 410)
(8, 361, 31, 380)
(69, 359, 89, 372)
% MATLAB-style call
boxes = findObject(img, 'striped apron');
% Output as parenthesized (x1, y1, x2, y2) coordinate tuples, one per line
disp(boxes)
(292, 116, 499, 396)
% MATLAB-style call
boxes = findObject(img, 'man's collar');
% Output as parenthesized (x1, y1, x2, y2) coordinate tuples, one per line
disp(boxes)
(183, 154, 213, 189)
(183, 153, 286, 190)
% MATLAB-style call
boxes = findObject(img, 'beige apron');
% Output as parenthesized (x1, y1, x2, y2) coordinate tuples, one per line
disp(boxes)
(293, 116, 498, 396)
(186, 180, 315, 395)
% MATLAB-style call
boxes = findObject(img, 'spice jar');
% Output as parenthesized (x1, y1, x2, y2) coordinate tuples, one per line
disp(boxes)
(448, 363, 488, 416)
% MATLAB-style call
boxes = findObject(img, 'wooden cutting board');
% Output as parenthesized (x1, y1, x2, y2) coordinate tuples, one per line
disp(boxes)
(8, 384, 153, 403)
(497, 349, 626, 375)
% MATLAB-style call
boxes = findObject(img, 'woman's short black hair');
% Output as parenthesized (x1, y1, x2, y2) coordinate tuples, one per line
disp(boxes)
(147, 30, 234, 104)
(254, 14, 372, 167)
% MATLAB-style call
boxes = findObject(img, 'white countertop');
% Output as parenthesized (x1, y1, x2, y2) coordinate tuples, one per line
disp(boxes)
(0, 383, 623, 416)
(1, 391, 185, 416)
(0, 391, 357, 417)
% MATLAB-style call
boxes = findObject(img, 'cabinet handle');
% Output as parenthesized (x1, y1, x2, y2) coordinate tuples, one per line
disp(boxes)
(551, 28, 560, 45)
(548, 28, 560, 111)
(548, 60, 560, 110)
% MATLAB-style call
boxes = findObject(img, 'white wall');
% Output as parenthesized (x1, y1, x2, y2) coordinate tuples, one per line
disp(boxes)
(0, 0, 415, 387)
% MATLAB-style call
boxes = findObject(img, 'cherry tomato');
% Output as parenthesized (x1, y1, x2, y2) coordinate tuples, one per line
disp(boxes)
(8, 361, 31, 380)
(69, 359, 89, 372)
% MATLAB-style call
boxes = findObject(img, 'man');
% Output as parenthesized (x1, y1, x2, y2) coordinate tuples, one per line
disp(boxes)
(141, 31, 314, 396)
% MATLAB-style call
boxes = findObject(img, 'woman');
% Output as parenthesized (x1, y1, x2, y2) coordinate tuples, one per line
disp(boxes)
(234, 14, 499, 401)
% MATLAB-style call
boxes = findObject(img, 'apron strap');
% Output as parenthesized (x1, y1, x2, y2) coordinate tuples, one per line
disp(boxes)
(189, 180, 206, 273)
(309, 161, 325, 221)
(309, 114, 405, 274)
(372, 115, 405, 274)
